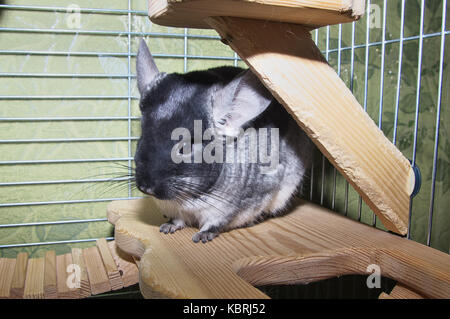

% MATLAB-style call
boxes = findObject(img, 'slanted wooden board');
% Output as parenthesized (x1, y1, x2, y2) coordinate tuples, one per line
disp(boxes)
(83, 246, 111, 295)
(148, 0, 365, 29)
(72, 248, 91, 298)
(0, 258, 16, 298)
(10, 252, 28, 298)
(56, 253, 79, 299)
(44, 251, 58, 299)
(108, 198, 450, 299)
(378, 292, 394, 299)
(206, 17, 414, 235)
(23, 258, 45, 299)
(96, 238, 124, 291)
(108, 241, 139, 288)
(389, 284, 425, 299)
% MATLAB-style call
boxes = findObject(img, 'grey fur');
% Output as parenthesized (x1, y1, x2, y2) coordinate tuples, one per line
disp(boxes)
(135, 40, 314, 243)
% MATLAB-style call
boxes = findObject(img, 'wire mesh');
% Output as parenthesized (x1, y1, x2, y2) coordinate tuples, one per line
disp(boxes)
(0, 1, 448, 257)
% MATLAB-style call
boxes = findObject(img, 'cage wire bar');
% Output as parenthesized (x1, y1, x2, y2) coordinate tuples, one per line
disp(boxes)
(0, 1, 448, 253)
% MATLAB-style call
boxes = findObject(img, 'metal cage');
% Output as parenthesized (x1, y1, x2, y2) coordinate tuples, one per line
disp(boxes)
(0, 0, 448, 297)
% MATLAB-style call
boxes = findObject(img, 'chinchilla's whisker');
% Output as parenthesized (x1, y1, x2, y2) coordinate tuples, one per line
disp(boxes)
(176, 184, 229, 217)
(178, 172, 243, 180)
(68, 175, 136, 200)
(88, 176, 136, 196)
(76, 172, 135, 181)
(96, 180, 137, 197)
(178, 182, 235, 207)
(174, 180, 235, 206)
(111, 162, 136, 171)
(178, 179, 238, 201)
(172, 186, 198, 209)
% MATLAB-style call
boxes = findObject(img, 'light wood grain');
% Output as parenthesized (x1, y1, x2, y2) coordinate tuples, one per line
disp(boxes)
(71, 248, 91, 298)
(378, 292, 394, 299)
(148, 0, 365, 29)
(96, 238, 124, 290)
(0, 258, 16, 298)
(82, 246, 111, 295)
(389, 284, 425, 299)
(44, 251, 57, 299)
(56, 253, 80, 299)
(206, 17, 414, 235)
(108, 241, 139, 287)
(109, 198, 450, 299)
(10, 252, 28, 298)
(24, 258, 45, 299)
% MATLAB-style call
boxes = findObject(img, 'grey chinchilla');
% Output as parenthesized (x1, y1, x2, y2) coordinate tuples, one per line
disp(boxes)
(134, 39, 313, 243)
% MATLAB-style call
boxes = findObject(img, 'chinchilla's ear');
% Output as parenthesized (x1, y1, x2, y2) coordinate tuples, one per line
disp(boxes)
(136, 39, 159, 95)
(213, 69, 272, 137)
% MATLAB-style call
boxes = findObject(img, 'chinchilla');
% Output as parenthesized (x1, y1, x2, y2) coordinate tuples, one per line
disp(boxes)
(134, 39, 313, 243)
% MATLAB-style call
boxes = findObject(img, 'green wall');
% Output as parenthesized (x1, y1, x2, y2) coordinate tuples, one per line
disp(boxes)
(0, 0, 448, 259)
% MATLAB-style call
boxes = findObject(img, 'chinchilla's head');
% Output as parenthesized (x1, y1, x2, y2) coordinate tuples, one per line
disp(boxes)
(134, 39, 273, 202)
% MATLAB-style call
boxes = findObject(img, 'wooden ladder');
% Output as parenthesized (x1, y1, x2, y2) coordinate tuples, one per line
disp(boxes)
(0, 239, 139, 299)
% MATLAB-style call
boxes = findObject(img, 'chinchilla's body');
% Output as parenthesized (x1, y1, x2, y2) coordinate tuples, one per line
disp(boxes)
(134, 40, 313, 243)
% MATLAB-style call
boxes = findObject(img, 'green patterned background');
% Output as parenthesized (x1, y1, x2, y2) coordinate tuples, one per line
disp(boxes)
(0, 0, 448, 261)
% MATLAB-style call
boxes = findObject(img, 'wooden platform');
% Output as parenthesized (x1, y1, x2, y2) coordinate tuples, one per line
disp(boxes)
(108, 198, 450, 299)
(148, 0, 365, 29)
(379, 284, 425, 299)
(0, 240, 139, 299)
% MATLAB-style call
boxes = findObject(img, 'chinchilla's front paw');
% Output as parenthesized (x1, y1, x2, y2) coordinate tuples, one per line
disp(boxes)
(159, 219, 185, 234)
(192, 230, 219, 243)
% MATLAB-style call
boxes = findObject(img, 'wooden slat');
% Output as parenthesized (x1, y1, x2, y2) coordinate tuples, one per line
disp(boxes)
(148, 0, 365, 29)
(378, 292, 394, 299)
(108, 241, 139, 287)
(56, 253, 80, 299)
(97, 238, 124, 290)
(10, 252, 28, 298)
(71, 248, 91, 298)
(389, 284, 425, 299)
(44, 251, 57, 299)
(82, 246, 111, 295)
(206, 17, 414, 235)
(108, 198, 450, 299)
(24, 258, 45, 299)
(0, 258, 16, 299)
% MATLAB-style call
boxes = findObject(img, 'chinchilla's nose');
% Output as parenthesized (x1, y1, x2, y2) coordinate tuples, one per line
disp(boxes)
(138, 185, 155, 196)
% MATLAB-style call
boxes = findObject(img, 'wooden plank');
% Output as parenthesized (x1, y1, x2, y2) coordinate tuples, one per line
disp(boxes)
(148, 0, 365, 29)
(389, 284, 425, 299)
(44, 251, 57, 299)
(71, 248, 91, 298)
(56, 253, 80, 299)
(10, 252, 28, 298)
(108, 241, 139, 287)
(108, 198, 450, 299)
(378, 292, 394, 299)
(96, 238, 124, 291)
(82, 246, 111, 295)
(23, 258, 45, 299)
(206, 17, 414, 235)
(0, 258, 16, 298)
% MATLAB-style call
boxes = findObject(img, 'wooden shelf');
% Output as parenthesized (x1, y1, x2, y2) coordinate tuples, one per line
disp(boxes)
(108, 198, 450, 299)
(148, 0, 365, 29)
